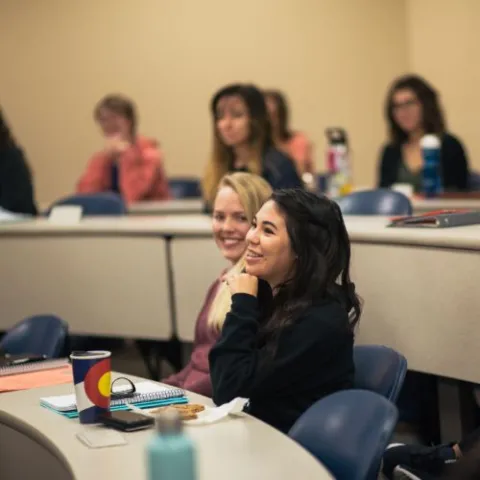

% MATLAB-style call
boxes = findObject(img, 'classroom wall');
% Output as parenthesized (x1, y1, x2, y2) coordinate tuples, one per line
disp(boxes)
(407, 0, 480, 173)
(0, 0, 408, 204)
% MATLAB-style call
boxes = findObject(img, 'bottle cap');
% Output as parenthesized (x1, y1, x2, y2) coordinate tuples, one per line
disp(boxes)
(155, 408, 183, 434)
(326, 127, 348, 146)
(420, 134, 441, 149)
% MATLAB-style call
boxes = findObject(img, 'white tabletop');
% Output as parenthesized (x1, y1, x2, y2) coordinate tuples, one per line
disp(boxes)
(0, 375, 331, 480)
(1, 215, 478, 250)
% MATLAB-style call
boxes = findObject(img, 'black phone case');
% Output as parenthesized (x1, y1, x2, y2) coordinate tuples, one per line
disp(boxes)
(100, 412, 154, 432)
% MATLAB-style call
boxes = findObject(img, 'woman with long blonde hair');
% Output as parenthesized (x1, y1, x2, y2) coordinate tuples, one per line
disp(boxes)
(202, 84, 302, 209)
(163, 172, 272, 396)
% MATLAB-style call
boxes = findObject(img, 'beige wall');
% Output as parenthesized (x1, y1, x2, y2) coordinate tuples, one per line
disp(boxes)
(0, 0, 409, 204)
(407, 0, 480, 174)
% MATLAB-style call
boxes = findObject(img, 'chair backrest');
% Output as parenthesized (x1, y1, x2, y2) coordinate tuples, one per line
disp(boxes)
(289, 389, 398, 480)
(48, 193, 126, 216)
(335, 189, 412, 215)
(468, 171, 480, 191)
(0, 314, 69, 358)
(354, 345, 407, 403)
(168, 177, 201, 198)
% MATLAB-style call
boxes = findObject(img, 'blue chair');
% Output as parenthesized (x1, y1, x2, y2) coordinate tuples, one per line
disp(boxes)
(0, 314, 69, 358)
(168, 177, 201, 198)
(468, 171, 480, 191)
(335, 189, 412, 215)
(354, 345, 407, 403)
(289, 390, 398, 480)
(48, 193, 126, 216)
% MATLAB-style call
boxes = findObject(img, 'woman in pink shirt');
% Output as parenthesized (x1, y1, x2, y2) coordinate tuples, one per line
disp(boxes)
(264, 89, 315, 180)
(163, 172, 272, 396)
(77, 94, 170, 203)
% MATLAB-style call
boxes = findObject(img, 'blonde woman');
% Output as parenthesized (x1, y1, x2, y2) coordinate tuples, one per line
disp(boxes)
(162, 172, 272, 396)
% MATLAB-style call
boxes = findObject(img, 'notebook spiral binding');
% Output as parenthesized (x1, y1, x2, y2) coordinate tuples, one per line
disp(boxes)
(110, 388, 185, 407)
(0, 358, 69, 377)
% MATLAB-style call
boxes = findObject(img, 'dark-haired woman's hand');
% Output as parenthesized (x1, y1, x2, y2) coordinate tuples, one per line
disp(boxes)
(226, 273, 258, 297)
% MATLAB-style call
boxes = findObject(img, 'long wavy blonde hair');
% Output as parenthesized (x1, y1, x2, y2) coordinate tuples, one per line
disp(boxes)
(207, 172, 272, 330)
(202, 84, 273, 206)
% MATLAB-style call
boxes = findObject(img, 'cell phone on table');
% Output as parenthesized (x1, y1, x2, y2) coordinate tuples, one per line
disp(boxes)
(99, 410, 154, 432)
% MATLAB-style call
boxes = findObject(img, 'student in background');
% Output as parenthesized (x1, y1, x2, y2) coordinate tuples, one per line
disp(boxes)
(209, 189, 361, 433)
(163, 172, 272, 396)
(201, 84, 303, 208)
(77, 94, 170, 203)
(264, 89, 314, 179)
(378, 75, 469, 193)
(0, 109, 37, 215)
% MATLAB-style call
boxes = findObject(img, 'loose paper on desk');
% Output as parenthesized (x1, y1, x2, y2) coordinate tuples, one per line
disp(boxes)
(49, 205, 82, 225)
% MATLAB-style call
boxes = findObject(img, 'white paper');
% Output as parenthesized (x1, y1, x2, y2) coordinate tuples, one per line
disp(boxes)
(76, 428, 127, 448)
(133, 397, 249, 426)
(48, 205, 83, 224)
(0, 207, 30, 223)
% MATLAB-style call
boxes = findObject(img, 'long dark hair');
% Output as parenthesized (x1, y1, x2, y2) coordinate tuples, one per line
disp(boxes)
(386, 74, 446, 145)
(264, 89, 292, 141)
(259, 189, 361, 343)
(0, 109, 17, 152)
(202, 83, 273, 204)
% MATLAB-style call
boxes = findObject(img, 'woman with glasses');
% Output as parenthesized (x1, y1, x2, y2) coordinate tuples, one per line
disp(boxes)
(378, 75, 470, 193)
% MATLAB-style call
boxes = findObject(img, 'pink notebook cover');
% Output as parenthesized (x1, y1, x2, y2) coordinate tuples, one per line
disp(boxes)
(0, 365, 72, 393)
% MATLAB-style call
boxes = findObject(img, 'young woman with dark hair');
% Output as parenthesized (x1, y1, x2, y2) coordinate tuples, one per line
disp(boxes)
(202, 84, 303, 208)
(378, 75, 470, 192)
(0, 109, 37, 215)
(209, 189, 360, 433)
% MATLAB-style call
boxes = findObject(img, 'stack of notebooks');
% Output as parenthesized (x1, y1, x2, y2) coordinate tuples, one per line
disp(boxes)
(0, 358, 72, 393)
(0, 357, 68, 376)
(40, 381, 188, 419)
(389, 210, 480, 228)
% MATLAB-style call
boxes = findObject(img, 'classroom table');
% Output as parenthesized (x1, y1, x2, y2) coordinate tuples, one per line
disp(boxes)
(0, 215, 478, 440)
(129, 198, 204, 215)
(0, 215, 478, 382)
(0, 373, 332, 480)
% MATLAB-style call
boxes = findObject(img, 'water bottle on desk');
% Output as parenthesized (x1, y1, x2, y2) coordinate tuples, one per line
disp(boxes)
(420, 134, 442, 198)
(146, 409, 197, 480)
(325, 127, 352, 197)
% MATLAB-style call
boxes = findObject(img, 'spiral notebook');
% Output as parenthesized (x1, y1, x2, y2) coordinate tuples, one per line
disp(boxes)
(40, 381, 186, 413)
(0, 358, 69, 377)
(389, 210, 480, 228)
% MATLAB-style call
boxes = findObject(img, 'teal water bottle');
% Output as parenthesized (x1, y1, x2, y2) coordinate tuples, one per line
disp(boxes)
(146, 410, 197, 480)
(421, 134, 442, 198)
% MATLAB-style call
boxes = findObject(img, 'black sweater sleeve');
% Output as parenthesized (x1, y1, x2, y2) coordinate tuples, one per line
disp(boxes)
(378, 144, 400, 188)
(441, 134, 469, 191)
(263, 148, 304, 190)
(0, 148, 37, 215)
(209, 293, 349, 406)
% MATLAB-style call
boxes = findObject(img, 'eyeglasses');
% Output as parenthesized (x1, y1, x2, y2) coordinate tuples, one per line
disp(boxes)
(392, 99, 419, 111)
